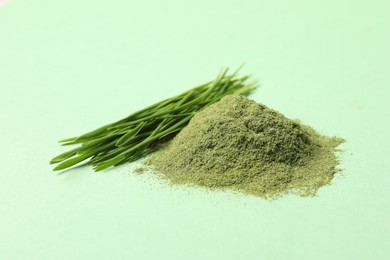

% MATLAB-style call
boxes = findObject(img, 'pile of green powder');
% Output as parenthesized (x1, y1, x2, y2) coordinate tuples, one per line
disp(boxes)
(144, 94, 344, 198)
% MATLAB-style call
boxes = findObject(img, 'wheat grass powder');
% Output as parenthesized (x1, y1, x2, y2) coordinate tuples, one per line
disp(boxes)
(144, 94, 344, 198)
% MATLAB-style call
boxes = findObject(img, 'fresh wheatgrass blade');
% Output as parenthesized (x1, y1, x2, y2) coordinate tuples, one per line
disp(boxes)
(51, 67, 258, 172)
(50, 147, 80, 164)
(116, 122, 146, 147)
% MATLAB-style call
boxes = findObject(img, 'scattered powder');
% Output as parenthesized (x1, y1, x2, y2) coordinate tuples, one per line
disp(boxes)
(144, 94, 344, 198)
(133, 166, 146, 174)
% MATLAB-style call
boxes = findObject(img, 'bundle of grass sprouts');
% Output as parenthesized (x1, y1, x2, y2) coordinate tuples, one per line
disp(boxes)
(50, 68, 257, 171)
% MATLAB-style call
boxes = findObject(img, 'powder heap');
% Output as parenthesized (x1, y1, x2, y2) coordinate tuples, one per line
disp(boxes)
(145, 94, 344, 198)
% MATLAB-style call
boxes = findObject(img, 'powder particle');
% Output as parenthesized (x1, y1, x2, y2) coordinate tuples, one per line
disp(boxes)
(134, 167, 146, 174)
(145, 94, 344, 198)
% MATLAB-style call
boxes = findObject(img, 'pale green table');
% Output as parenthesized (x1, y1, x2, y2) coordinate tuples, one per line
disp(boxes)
(1, 1, 389, 259)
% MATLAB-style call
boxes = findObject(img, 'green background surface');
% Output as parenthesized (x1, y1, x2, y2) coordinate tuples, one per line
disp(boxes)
(1, 1, 389, 259)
